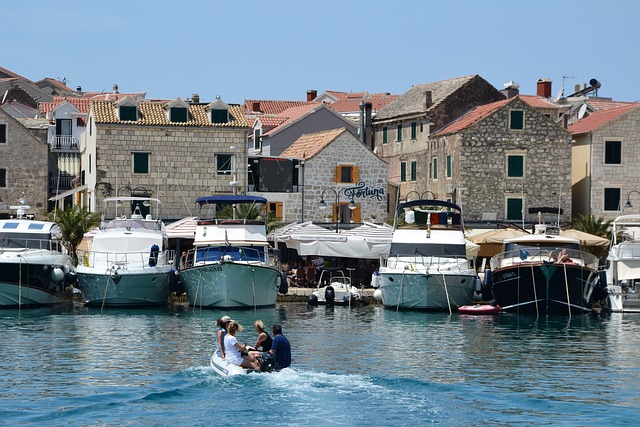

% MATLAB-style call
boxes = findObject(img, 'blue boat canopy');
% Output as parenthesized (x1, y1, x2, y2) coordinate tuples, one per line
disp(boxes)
(195, 195, 268, 205)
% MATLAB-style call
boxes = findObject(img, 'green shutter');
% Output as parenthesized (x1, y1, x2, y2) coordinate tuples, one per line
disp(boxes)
(397, 124, 402, 142)
(120, 106, 137, 121)
(446, 155, 452, 178)
(400, 162, 406, 182)
(211, 109, 228, 124)
(382, 127, 388, 144)
(133, 153, 149, 173)
(410, 161, 417, 181)
(506, 198, 523, 220)
(170, 107, 188, 123)
(510, 110, 524, 130)
(433, 158, 438, 179)
(604, 188, 621, 211)
(508, 155, 524, 177)
(411, 122, 417, 140)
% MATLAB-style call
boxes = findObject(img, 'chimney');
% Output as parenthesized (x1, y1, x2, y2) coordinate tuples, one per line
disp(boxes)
(537, 78, 552, 97)
(252, 101, 261, 113)
(365, 102, 373, 151)
(113, 84, 119, 93)
(192, 93, 200, 103)
(307, 90, 317, 102)
(501, 81, 520, 98)
(424, 91, 432, 109)
(76, 86, 82, 93)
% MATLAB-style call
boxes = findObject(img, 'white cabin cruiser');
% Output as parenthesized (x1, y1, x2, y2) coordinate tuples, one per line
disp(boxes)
(606, 215, 640, 312)
(76, 197, 174, 308)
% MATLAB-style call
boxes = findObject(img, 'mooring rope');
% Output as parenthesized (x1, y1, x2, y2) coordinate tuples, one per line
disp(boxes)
(251, 268, 256, 311)
(563, 263, 571, 318)
(531, 264, 539, 317)
(397, 268, 407, 312)
(441, 271, 452, 315)
(101, 268, 111, 311)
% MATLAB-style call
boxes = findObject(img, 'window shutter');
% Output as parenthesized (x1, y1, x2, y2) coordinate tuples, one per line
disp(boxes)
(275, 202, 283, 220)
(352, 203, 362, 223)
(353, 166, 360, 183)
(335, 166, 341, 182)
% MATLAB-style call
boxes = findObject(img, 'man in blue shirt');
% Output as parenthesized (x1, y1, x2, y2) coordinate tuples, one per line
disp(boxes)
(269, 324, 291, 369)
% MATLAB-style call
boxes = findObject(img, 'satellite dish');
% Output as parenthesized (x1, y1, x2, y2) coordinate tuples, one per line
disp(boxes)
(577, 104, 588, 119)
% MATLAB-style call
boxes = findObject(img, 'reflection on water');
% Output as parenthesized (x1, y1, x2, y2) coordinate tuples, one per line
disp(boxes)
(1, 304, 640, 425)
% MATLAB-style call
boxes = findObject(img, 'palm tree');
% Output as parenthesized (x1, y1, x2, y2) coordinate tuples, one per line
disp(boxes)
(572, 214, 612, 258)
(47, 206, 101, 263)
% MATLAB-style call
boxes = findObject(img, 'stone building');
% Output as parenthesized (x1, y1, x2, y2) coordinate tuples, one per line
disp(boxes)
(431, 96, 573, 224)
(569, 103, 640, 220)
(278, 128, 388, 224)
(372, 75, 505, 201)
(81, 96, 251, 220)
(0, 108, 50, 218)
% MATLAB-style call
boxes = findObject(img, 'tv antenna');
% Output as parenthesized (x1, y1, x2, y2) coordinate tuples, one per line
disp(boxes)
(562, 74, 576, 96)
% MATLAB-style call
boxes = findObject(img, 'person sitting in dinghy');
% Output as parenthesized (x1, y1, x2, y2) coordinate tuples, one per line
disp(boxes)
(216, 316, 233, 359)
(224, 321, 261, 370)
(248, 320, 272, 361)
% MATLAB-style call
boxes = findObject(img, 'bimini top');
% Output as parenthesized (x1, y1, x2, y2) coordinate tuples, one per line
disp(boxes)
(397, 199, 461, 212)
(195, 195, 268, 205)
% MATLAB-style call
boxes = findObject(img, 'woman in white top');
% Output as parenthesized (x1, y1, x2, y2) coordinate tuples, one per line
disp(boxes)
(223, 321, 260, 370)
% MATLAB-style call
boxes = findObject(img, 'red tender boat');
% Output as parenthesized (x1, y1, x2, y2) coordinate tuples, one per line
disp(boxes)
(458, 304, 501, 315)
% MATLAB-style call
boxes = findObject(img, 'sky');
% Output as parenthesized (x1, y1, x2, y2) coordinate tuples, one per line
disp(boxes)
(4, 0, 640, 104)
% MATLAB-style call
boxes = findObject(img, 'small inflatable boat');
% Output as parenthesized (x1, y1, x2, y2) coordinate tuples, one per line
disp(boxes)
(210, 351, 277, 377)
(458, 304, 501, 315)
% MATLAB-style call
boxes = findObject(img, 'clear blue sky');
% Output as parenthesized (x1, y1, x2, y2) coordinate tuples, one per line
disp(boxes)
(4, 0, 639, 104)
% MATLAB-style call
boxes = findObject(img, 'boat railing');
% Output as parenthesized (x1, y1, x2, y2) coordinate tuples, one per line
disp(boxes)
(78, 248, 175, 269)
(181, 245, 266, 269)
(0, 237, 68, 254)
(383, 254, 472, 272)
(490, 248, 599, 270)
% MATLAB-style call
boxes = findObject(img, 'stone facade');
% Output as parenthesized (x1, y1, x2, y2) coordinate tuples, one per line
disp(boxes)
(0, 109, 49, 218)
(433, 97, 573, 224)
(84, 124, 249, 220)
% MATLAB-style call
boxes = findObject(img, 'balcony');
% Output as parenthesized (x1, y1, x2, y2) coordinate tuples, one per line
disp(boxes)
(49, 135, 80, 152)
(49, 175, 76, 191)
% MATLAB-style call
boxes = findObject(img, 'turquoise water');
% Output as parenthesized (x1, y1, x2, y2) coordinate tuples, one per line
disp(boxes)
(1, 303, 639, 426)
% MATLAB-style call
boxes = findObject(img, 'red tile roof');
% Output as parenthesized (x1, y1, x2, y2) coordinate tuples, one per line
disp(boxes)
(519, 95, 564, 109)
(243, 99, 317, 115)
(39, 97, 92, 114)
(433, 98, 512, 136)
(331, 94, 399, 113)
(281, 127, 348, 160)
(262, 103, 325, 136)
(568, 104, 640, 135)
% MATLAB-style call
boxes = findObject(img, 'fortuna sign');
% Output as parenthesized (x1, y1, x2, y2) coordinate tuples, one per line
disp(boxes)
(343, 181, 385, 201)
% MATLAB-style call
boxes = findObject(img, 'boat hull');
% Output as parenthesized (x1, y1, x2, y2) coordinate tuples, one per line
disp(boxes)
(491, 262, 598, 315)
(376, 270, 477, 311)
(76, 267, 172, 307)
(607, 285, 640, 313)
(0, 252, 74, 308)
(180, 262, 280, 309)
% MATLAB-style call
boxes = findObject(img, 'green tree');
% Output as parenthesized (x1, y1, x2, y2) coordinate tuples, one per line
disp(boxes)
(571, 214, 612, 258)
(48, 206, 101, 263)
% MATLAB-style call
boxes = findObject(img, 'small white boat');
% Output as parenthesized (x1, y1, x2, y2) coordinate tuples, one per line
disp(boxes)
(307, 269, 366, 306)
(606, 215, 640, 312)
(209, 350, 276, 377)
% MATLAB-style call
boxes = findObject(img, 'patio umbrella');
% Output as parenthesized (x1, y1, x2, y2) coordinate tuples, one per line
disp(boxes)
(467, 228, 530, 258)
(559, 229, 610, 247)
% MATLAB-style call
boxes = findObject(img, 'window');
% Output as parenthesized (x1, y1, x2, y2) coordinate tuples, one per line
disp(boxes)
(400, 161, 407, 182)
(605, 140, 622, 164)
(119, 105, 137, 121)
(410, 161, 417, 181)
(0, 168, 6, 187)
(507, 155, 524, 177)
(132, 152, 149, 174)
(397, 124, 402, 142)
(170, 107, 188, 123)
(604, 188, 621, 211)
(446, 155, 452, 178)
(336, 165, 359, 183)
(411, 122, 417, 140)
(216, 154, 233, 175)
(382, 127, 388, 144)
(253, 129, 261, 151)
(0, 123, 7, 143)
(506, 198, 523, 220)
(432, 157, 438, 180)
(510, 110, 524, 130)
(211, 109, 228, 124)
(269, 202, 283, 221)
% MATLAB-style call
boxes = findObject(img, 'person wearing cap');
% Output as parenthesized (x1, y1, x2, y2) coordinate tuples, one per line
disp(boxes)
(224, 321, 260, 370)
(216, 316, 233, 359)
(269, 324, 291, 369)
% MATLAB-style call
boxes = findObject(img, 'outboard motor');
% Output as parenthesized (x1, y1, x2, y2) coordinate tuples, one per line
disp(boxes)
(261, 353, 276, 372)
(325, 285, 335, 306)
(149, 244, 159, 267)
(307, 293, 319, 306)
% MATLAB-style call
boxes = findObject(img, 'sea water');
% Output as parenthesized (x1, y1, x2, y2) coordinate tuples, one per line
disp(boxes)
(1, 303, 639, 426)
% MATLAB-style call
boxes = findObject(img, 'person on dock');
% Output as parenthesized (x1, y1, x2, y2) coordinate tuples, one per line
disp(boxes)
(224, 321, 260, 370)
(269, 324, 291, 369)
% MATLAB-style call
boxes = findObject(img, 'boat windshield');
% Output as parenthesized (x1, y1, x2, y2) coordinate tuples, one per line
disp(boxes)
(195, 246, 265, 263)
(0, 232, 55, 250)
(504, 242, 581, 254)
(389, 242, 466, 257)
(102, 219, 160, 231)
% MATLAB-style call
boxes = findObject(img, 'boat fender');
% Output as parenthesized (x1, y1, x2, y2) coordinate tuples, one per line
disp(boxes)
(277, 270, 289, 294)
(373, 289, 382, 301)
(307, 293, 319, 306)
(50, 267, 65, 282)
(474, 276, 482, 293)
(149, 244, 159, 267)
(325, 285, 335, 306)
(483, 269, 492, 288)
(65, 271, 78, 285)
